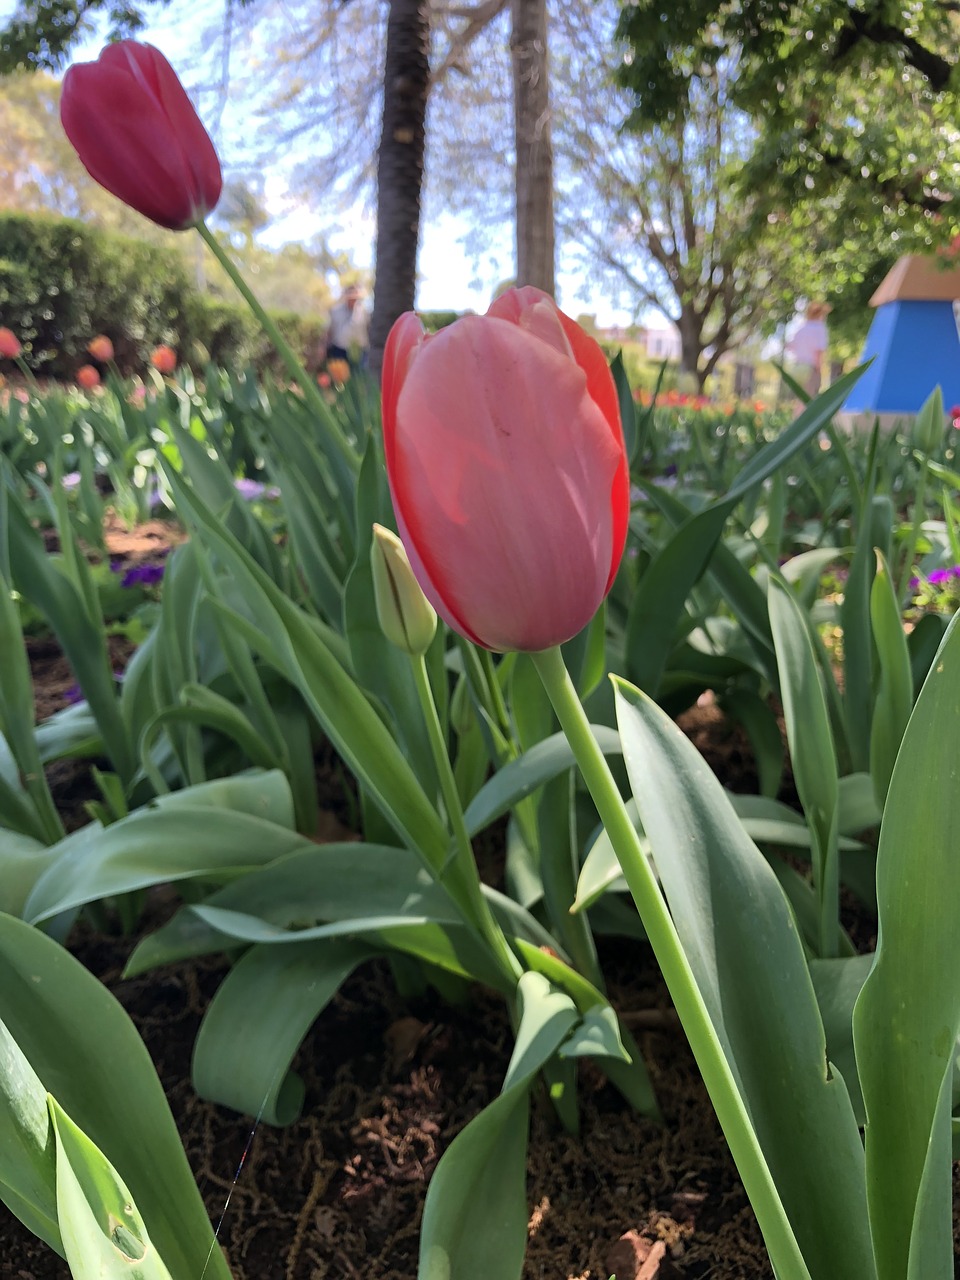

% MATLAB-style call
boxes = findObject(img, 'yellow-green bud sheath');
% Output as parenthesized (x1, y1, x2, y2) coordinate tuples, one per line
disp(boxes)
(371, 523, 438, 656)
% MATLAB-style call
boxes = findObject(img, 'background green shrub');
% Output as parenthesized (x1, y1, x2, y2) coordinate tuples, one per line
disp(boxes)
(0, 213, 325, 378)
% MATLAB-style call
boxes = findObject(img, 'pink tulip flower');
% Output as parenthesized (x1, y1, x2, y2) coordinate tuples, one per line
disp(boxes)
(60, 41, 222, 231)
(0, 328, 22, 359)
(150, 345, 177, 375)
(77, 364, 101, 389)
(87, 335, 114, 362)
(382, 287, 629, 652)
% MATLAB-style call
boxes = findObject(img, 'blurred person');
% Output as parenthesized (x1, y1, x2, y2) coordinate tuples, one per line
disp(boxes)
(326, 283, 369, 368)
(788, 303, 830, 397)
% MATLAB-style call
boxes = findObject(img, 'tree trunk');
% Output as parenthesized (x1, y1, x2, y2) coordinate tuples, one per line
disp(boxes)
(369, 0, 431, 379)
(510, 0, 555, 295)
(677, 311, 705, 388)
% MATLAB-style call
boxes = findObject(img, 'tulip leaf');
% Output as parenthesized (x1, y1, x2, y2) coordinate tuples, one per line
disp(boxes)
(0, 1015, 61, 1254)
(50, 1098, 174, 1280)
(768, 576, 840, 957)
(868, 549, 913, 809)
(625, 367, 866, 695)
(463, 726, 621, 836)
(418, 972, 577, 1280)
(193, 938, 375, 1124)
(853, 612, 960, 1280)
(613, 679, 875, 1280)
(0, 913, 230, 1279)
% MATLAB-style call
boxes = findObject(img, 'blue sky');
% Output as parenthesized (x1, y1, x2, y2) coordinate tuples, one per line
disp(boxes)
(0, 0, 641, 325)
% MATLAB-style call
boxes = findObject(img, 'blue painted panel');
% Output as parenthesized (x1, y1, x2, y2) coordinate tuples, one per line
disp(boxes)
(843, 300, 960, 413)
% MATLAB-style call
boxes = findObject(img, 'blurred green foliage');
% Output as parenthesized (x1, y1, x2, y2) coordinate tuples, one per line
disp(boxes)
(0, 212, 327, 378)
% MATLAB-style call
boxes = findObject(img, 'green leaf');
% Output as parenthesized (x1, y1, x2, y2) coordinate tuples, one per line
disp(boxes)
(626, 370, 864, 695)
(853, 612, 960, 1280)
(614, 681, 874, 1280)
(50, 1098, 174, 1280)
(868, 550, 913, 809)
(768, 576, 840, 957)
(192, 938, 374, 1124)
(0, 1016, 60, 1254)
(463, 727, 621, 836)
(418, 971, 577, 1280)
(0, 913, 230, 1280)
(24, 800, 305, 925)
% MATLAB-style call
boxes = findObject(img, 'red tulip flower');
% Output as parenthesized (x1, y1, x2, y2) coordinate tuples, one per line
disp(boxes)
(60, 41, 222, 231)
(77, 364, 101, 389)
(87, 335, 114, 363)
(382, 287, 629, 652)
(0, 328, 22, 359)
(150, 345, 177, 375)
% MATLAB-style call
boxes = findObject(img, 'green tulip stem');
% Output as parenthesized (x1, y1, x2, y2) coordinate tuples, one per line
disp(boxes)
(479, 647, 513, 741)
(195, 221, 359, 471)
(530, 644, 811, 1280)
(898, 451, 929, 604)
(410, 652, 523, 986)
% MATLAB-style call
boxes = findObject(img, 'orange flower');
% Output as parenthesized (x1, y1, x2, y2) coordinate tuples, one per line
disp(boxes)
(0, 327, 21, 359)
(150, 344, 177, 374)
(327, 357, 350, 385)
(77, 364, 101, 389)
(87, 334, 114, 362)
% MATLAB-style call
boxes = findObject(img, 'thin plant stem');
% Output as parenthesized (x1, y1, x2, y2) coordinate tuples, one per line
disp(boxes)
(897, 452, 929, 604)
(531, 644, 811, 1280)
(195, 221, 359, 472)
(409, 652, 523, 986)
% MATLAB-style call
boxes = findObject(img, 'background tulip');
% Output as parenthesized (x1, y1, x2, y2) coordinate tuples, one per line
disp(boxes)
(382, 287, 629, 653)
(76, 365, 101, 389)
(87, 335, 114, 363)
(60, 41, 222, 231)
(0, 328, 22, 359)
(150, 345, 177, 375)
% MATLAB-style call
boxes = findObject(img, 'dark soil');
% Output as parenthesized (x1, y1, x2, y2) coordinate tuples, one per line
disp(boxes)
(0, 540, 869, 1279)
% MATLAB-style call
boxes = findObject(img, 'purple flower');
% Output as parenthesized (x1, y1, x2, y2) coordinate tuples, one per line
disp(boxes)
(64, 683, 84, 705)
(927, 565, 960, 586)
(61, 472, 81, 490)
(121, 562, 165, 589)
(234, 477, 280, 501)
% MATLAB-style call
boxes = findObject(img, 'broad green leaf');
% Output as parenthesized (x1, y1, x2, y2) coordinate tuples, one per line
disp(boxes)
(808, 955, 874, 1126)
(853, 613, 960, 1280)
(572, 798, 644, 913)
(0, 913, 229, 1280)
(192, 938, 374, 1123)
(50, 1098, 174, 1280)
(24, 805, 306, 925)
(0, 1017, 60, 1254)
(463, 727, 621, 836)
(0, 829, 55, 917)
(163, 469, 454, 881)
(614, 681, 874, 1280)
(418, 972, 577, 1280)
(868, 550, 913, 809)
(768, 577, 840, 957)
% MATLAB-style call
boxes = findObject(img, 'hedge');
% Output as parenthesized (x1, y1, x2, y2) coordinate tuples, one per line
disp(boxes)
(0, 213, 325, 378)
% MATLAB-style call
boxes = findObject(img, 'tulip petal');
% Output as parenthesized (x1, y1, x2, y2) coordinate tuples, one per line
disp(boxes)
(389, 316, 623, 652)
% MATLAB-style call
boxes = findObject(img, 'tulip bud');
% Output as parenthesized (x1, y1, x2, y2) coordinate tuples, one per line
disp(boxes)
(371, 523, 437, 656)
(0, 328, 22, 360)
(76, 365, 101, 390)
(150, 345, 177, 375)
(60, 41, 222, 231)
(87, 335, 114, 363)
(912, 386, 944, 454)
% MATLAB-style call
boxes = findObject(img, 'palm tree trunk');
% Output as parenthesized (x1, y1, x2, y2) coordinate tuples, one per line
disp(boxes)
(510, 0, 555, 295)
(369, 0, 430, 378)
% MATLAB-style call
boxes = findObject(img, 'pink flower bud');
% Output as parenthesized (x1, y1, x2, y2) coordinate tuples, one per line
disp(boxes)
(87, 335, 114, 362)
(150, 345, 177, 375)
(382, 287, 629, 652)
(60, 41, 222, 231)
(0, 328, 22, 359)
